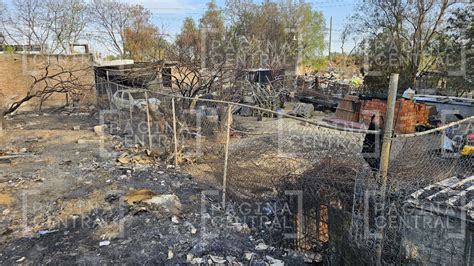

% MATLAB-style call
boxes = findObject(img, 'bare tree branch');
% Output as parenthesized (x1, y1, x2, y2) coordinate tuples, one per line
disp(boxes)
(2, 62, 93, 116)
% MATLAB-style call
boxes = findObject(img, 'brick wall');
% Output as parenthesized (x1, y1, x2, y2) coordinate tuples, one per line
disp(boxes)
(360, 99, 430, 134)
(0, 53, 96, 113)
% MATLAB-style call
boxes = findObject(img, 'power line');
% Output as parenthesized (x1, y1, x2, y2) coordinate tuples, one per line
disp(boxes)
(147, 7, 206, 10)
(151, 13, 203, 17)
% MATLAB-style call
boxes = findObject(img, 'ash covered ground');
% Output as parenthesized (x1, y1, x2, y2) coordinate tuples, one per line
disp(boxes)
(0, 110, 315, 264)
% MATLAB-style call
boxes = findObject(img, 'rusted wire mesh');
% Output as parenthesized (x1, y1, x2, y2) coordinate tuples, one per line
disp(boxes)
(225, 115, 369, 200)
(279, 159, 378, 264)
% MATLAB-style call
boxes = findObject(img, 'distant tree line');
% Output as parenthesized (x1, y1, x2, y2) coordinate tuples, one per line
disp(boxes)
(0, 0, 166, 59)
(0, 0, 327, 70)
(345, 0, 472, 95)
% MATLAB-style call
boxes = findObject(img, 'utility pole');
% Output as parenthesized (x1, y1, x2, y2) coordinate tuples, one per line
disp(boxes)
(328, 16, 332, 61)
(375, 73, 399, 265)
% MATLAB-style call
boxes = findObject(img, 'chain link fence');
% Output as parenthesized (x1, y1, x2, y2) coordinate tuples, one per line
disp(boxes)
(389, 117, 473, 189)
(97, 77, 473, 264)
(97, 77, 375, 199)
(279, 117, 473, 264)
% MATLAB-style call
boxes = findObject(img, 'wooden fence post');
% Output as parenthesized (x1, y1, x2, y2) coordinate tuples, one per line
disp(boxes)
(222, 104, 232, 208)
(379, 73, 399, 187)
(375, 73, 399, 265)
(144, 91, 153, 150)
(172, 97, 178, 168)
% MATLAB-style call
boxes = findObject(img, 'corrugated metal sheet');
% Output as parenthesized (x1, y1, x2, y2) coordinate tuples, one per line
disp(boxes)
(407, 175, 473, 221)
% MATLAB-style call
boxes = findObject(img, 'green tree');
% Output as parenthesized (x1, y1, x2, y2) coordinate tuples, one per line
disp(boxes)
(224, 0, 325, 71)
(443, 5, 473, 96)
(296, 3, 325, 69)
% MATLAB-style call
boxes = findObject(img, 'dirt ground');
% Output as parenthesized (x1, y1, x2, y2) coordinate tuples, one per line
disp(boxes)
(0, 110, 312, 264)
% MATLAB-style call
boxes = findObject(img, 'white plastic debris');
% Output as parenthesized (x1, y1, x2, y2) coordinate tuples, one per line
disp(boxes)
(244, 252, 256, 261)
(186, 254, 194, 262)
(99, 240, 110, 247)
(266, 255, 284, 266)
(210, 255, 226, 263)
(255, 242, 269, 251)
(191, 257, 204, 264)
(402, 88, 415, 99)
(171, 216, 179, 224)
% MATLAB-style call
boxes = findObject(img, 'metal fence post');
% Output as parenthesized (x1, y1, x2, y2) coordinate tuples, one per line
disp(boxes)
(222, 104, 232, 208)
(128, 91, 134, 135)
(172, 97, 178, 168)
(105, 71, 112, 110)
(144, 91, 153, 150)
(376, 73, 399, 265)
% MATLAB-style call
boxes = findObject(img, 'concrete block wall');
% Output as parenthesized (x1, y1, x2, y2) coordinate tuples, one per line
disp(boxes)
(0, 53, 96, 113)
